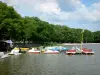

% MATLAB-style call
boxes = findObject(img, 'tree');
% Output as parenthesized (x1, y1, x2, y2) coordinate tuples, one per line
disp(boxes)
(83, 30, 94, 43)
(93, 31, 100, 43)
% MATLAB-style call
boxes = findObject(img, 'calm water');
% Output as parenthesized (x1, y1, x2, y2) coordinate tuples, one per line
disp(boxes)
(0, 44, 100, 75)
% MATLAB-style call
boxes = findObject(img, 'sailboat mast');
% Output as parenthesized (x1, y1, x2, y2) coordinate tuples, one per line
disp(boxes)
(81, 29, 84, 50)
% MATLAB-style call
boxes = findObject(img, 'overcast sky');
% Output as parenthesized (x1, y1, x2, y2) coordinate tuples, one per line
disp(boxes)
(1, 0, 100, 31)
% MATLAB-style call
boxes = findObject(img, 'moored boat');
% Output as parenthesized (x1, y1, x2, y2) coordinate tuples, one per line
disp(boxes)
(44, 46, 69, 53)
(75, 46, 82, 54)
(43, 50, 59, 54)
(28, 48, 40, 54)
(28, 51, 40, 54)
(66, 47, 76, 55)
(66, 50, 76, 55)
(1, 53, 10, 59)
(82, 48, 94, 55)
(8, 47, 22, 55)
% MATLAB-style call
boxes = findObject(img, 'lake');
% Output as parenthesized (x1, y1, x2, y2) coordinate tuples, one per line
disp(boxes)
(0, 44, 100, 75)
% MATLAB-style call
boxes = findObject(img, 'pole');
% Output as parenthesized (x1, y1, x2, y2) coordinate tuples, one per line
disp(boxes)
(81, 29, 84, 50)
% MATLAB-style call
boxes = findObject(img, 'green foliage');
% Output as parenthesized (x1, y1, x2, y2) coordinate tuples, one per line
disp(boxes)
(83, 30, 94, 43)
(93, 31, 100, 43)
(0, 1, 99, 43)
(43, 42, 57, 46)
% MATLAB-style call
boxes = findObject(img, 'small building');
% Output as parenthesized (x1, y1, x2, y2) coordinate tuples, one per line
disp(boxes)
(0, 40, 14, 52)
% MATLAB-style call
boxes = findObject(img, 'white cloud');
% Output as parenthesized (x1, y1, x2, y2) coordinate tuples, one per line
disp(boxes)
(3, 0, 60, 15)
(92, 2, 100, 10)
(35, 0, 61, 15)
(91, 3, 100, 21)
(63, 0, 100, 24)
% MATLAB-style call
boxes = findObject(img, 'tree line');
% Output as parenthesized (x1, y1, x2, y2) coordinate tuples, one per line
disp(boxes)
(0, 1, 100, 44)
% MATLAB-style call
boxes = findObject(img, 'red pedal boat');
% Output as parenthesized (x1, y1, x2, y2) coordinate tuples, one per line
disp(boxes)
(82, 48, 94, 55)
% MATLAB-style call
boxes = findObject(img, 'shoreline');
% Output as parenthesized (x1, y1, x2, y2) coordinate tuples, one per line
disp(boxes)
(62, 43, 100, 45)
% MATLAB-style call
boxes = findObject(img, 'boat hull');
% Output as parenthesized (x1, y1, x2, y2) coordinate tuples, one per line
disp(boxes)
(82, 52, 94, 55)
(28, 52, 40, 54)
(43, 51, 59, 54)
(66, 50, 76, 55)
(66, 52, 76, 55)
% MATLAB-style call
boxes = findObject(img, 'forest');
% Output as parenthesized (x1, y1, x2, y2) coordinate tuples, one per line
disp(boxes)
(0, 1, 100, 44)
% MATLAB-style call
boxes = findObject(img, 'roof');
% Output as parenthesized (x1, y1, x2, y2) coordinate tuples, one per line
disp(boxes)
(5, 40, 13, 43)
